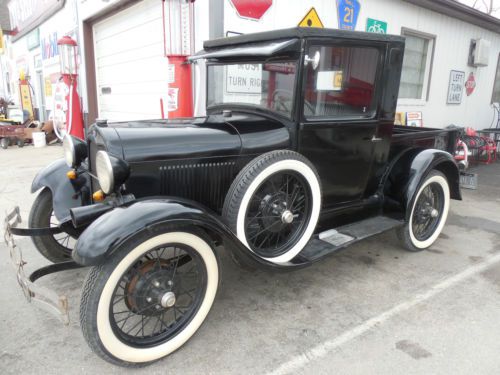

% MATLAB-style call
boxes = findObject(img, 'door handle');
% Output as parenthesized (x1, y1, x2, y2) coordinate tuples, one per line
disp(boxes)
(370, 135, 383, 142)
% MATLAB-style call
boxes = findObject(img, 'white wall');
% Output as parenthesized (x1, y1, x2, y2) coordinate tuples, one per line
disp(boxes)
(222, 0, 500, 129)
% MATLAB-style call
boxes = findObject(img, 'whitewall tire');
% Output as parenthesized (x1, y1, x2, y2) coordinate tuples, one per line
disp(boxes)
(398, 170, 450, 252)
(80, 229, 219, 366)
(223, 150, 321, 264)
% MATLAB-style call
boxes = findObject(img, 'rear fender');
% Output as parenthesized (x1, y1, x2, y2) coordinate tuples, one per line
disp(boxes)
(31, 159, 90, 222)
(384, 149, 461, 220)
(72, 198, 307, 271)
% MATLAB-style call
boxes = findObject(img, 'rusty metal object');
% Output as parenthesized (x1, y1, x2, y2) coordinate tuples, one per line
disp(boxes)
(4, 207, 72, 325)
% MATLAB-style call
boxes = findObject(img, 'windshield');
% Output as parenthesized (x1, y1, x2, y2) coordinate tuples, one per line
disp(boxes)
(207, 62, 297, 118)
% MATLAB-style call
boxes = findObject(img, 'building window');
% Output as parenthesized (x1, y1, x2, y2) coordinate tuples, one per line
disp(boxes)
(399, 29, 435, 101)
(492, 54, 500, 104)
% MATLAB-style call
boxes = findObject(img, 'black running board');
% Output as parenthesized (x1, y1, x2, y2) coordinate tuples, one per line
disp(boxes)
(297, 216, 404, 263)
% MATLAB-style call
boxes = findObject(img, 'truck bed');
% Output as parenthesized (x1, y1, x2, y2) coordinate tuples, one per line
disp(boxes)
(391, 125, 458, 154)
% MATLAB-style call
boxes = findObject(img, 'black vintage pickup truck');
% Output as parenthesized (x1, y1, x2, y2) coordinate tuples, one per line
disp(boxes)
(5, 27, 460, 366)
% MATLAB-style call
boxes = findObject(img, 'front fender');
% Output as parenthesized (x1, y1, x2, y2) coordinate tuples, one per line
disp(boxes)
(31, 159, 90, 222)
(72, 198, 307, 271)
(405, 149, 461, 217)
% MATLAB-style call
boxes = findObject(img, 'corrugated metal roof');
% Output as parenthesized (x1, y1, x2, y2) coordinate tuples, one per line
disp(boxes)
(404, 0, 500, 33)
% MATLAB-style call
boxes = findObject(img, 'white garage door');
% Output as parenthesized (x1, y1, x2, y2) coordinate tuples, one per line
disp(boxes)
(93, 0, 168, 121)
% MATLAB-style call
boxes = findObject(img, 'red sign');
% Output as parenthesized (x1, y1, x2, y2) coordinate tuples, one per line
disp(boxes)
(230, 0, 273, 20)
(465, 72, 476, 96)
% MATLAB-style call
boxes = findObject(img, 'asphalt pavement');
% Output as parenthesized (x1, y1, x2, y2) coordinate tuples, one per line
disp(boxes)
(0, 144, 499, 375)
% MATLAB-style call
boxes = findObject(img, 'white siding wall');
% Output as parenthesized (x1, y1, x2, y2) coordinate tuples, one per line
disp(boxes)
(223, 0, 500, 129)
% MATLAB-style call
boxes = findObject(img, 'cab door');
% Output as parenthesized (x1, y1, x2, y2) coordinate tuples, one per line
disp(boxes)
(298, 42, 386, 208)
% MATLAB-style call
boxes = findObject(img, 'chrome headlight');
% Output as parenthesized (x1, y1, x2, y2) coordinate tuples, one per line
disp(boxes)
(63, 135, 87, 168)
(95, 151, 129, 194)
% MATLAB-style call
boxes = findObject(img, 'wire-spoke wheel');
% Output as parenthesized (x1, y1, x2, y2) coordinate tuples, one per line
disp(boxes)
(398, 170, 450, 252)
(244, 171, 312, 258)
(80, 229, 219, 366)
(223, 150, 321, 264)
(29, 188, 75, 262)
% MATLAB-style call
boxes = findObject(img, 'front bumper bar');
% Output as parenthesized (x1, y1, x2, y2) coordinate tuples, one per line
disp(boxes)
(4, 207, 83, 324)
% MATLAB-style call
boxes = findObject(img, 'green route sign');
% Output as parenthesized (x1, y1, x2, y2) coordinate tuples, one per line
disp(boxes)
(366, 18, 387, 34)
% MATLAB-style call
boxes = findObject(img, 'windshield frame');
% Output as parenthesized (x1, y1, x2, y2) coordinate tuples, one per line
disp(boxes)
(205, 58, 300, 120)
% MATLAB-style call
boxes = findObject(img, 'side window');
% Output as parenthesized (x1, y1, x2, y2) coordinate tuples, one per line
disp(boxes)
(303, 45, 380, 119)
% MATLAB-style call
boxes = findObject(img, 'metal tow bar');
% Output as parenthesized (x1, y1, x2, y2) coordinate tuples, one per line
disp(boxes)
(3, 207, 83, 325)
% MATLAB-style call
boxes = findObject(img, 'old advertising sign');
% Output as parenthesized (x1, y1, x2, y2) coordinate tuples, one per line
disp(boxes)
(447, 70, 465, 104)
(406, 111, 423, 127)
(337, 0, 360, 30)
(465, 72, 476, 96)
(298, 7, 324, 28)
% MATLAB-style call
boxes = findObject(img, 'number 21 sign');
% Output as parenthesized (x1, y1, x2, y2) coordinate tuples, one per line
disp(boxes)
(337, 0, 360, 30)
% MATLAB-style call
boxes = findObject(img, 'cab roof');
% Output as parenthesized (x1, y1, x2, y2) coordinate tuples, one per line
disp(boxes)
(203, 27, 405, 50)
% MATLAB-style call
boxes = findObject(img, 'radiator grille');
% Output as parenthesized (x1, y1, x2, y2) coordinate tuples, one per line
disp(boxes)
(160, 161, 237, 212)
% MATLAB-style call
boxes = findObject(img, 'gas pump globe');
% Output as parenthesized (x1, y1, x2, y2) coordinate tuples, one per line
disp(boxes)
(53, 36, 84, 140)
(58, 36, 78, 75)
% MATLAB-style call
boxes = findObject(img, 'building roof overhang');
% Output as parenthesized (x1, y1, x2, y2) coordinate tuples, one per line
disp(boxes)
(404, 0, 500, 34)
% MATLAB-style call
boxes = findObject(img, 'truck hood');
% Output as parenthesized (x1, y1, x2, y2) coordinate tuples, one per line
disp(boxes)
(94, 113, 290, 163)
(101, 116, 241, 163)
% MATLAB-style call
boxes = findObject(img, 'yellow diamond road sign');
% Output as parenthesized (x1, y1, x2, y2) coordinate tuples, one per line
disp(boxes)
(298, 7, 324, 28)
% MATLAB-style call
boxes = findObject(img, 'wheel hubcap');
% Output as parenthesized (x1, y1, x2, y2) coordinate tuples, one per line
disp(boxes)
(160, 291, 176, 308)
(281, 210, 294, 224)
(430, 208, 439, 218)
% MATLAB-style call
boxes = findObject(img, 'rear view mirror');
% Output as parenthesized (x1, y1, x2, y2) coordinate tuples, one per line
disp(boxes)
(305, 51, 320, 70)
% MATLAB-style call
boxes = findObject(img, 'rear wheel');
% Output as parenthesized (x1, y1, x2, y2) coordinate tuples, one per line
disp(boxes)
(29, 188, 75, 262)
(80, 229, 219, 366)
(397, 170, 450, 252)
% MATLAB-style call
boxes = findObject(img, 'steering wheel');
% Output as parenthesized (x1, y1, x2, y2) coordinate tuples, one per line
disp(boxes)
(271, 89, 293, 113)
(271, 89, 316, 116)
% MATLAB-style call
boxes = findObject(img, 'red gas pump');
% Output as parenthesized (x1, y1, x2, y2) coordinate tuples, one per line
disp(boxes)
(56, 36, 84, 140)
(163, 0, 195, 118)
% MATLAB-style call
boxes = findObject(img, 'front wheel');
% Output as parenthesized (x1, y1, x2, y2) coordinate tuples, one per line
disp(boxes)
(397, 170, 450, 252)
(80, 228, 219, 366)
(29, 188, 75, 262)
